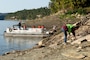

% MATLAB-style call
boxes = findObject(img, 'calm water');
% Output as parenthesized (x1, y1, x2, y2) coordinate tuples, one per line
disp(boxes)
(0, 20, 42, 55)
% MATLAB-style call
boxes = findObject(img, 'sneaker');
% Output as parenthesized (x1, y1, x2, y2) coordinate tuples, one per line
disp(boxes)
(62, 42, 67, 45)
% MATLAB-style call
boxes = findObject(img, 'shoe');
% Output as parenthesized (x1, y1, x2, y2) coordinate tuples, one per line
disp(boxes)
(62, 42, 67, 45)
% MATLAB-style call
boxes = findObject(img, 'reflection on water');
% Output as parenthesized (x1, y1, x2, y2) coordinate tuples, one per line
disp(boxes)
(0, 20, 43, 55)
(4, 37, 42, 50)
(0, 36, 42, 55)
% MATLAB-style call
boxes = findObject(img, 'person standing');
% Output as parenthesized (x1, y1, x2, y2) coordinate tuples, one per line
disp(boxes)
(61, 24, 68, 43)
(18, 21, 22, 29)
(61, 23, 76, 44)
(23, 23, 27, 30)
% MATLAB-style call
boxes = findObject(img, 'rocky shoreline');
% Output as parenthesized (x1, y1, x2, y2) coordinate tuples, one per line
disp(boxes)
(0, 38, 90, 60)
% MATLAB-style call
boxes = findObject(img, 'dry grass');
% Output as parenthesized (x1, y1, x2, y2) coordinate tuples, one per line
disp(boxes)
(25, 14, 80, 30)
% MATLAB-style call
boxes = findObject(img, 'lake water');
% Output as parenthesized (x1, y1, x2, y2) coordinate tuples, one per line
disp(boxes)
(0, 20, 42, 55)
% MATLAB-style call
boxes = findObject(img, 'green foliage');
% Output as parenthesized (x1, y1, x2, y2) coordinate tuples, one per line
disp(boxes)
(65, 10, 73, 15)
(84, 7, 90, 13)
(74, 8, 86, 14)
(66, 8, 87, 15)
(59, 14, 75, 19)
(59, 8, 87, 20)
(49, 0, 90, 13)
(5, 7, 51, 20)
(59, 14, 66, 19)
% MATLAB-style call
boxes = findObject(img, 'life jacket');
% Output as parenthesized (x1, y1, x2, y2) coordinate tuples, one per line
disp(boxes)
(38, 26, 41, 28)
(23, 25, 27, 29)
(41, 25, 44, 28)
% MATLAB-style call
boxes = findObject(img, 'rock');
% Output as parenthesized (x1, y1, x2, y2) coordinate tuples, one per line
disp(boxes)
(76, 25, 90, 36)
(19, 52, 23, 56)
(76, 46, 82, 52)
(77, 46, 82, 50)
(82, 52, 90, 57)
(71, 35, 90, 45)
(81, 39, 87, 43)
(10, 50, 16, 54)
(15, 53, 19, 57)
(84, 57, 90, 60)
(2, 52, 10, 55)
(86, 47, 90, 51)
(38, 40, 43, 46)
(49, 43, 58, 49)
(76, 49, 81, 52)
(61, 49, 85, 59)
(85, 19, 90, 25)
(24, 51, 28, 54)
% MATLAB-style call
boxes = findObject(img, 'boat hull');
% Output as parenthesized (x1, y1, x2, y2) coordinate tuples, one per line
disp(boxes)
(4, 32, 49, 38)
(4, 28, 49, 38)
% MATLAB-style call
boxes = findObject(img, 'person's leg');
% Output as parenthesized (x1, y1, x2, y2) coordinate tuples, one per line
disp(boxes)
(71, 27, 75, 37)
(72, 31, 75, 37)
(71, 28, 76, 39)
(61, 28, 67, 43)
(64, 31, 67, 43)
(19, 26, 21, 30)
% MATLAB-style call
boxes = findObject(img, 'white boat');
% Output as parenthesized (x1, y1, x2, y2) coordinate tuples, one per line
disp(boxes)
(4, 26, 50, 37)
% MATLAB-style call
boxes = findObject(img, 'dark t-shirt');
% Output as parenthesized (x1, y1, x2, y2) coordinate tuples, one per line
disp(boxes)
(18, 22, 21, 26)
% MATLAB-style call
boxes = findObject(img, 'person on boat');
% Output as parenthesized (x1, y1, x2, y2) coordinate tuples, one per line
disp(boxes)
(23, 23, 27, 30)
(32, 25, 36, 28)
(41, 25, 45, 29)
(61, 23, 77, 44)
(38, 25, 41, 28)
(41, 25, 45, 33)
(18, 21, 22, 29)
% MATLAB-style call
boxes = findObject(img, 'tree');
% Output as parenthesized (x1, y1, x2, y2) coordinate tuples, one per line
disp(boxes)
(49, 0, 90, 13)
(5, 7, 51, 20)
